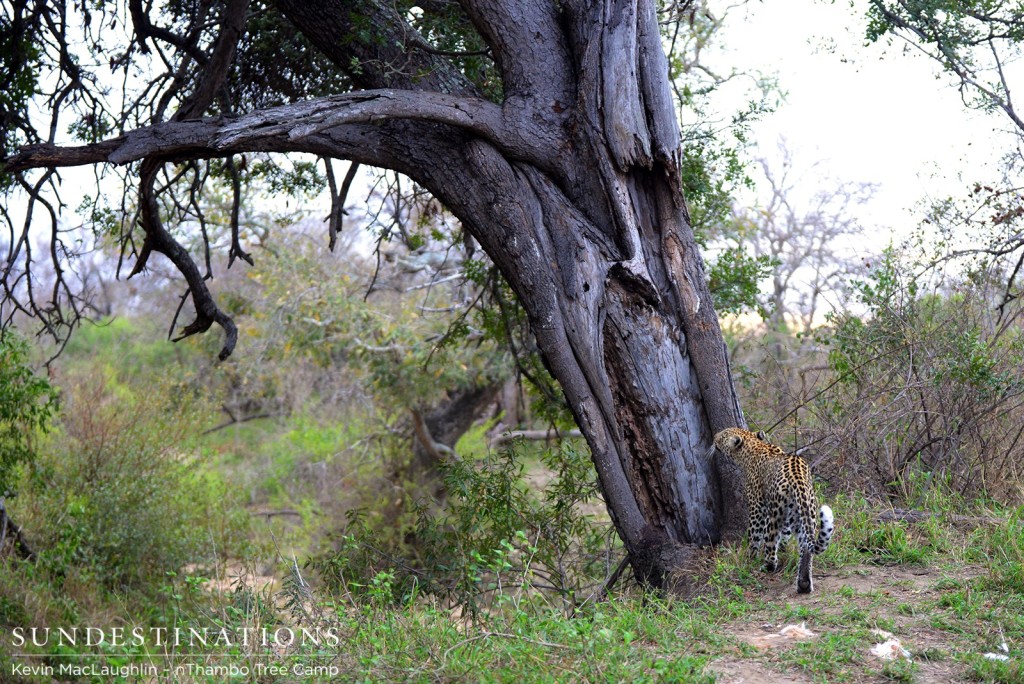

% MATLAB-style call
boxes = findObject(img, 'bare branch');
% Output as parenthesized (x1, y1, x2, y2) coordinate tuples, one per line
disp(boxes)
(202, 411, 277, 435)
(325, 160, 360, 251)
(131, 159, 238, 359)
(489, 428, 583, 449)
(225, 156, 253, 267)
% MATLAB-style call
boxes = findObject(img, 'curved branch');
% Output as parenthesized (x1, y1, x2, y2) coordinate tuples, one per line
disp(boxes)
(4, 89, 558, 173)
(325, 159, 360, 251)
(109, 0, 251, 359)
(225, 156, 252, 267)
(132, 160, 239, 360)
(214, 89, 528, 154)
(411, 408, 459, 463)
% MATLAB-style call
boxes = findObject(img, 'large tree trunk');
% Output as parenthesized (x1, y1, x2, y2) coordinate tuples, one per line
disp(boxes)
(363, 0, 750, 585)
(4, 0, 748, 588)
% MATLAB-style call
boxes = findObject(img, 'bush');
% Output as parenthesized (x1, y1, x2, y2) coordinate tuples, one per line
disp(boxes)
(21, 369, 250, 591)
(0, 333, 57, 494)
(741, 248, 1024, 504)
(311, 440, 616, 616)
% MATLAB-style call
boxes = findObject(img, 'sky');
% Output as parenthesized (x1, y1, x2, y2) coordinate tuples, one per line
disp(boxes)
(711, 0, 1020, 243)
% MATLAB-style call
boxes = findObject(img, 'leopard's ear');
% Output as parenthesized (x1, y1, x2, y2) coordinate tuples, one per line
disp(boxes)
(756, 430, 767, 442)
(730, 434, 743, 449)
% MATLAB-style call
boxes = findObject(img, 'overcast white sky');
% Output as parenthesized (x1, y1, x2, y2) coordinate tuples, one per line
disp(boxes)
(712, 0, 1019, 241)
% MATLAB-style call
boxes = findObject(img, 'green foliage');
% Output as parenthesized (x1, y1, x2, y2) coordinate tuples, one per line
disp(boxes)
(0, 334, 57, 494)
(22, 370, 249, 590)
(6, 406, 1024, 684)
(808, 247, 1024, 501)
(681, 139, 750, 238)
(866, 1, 1024, 61)
(865, 0, 1024, 129)
(240, 157, 325, 198)
(825, 247, 915, 381)
(199, 498, 1024, 682)
(225, 235, 509, 421)
(0, 8, 40, 160)
(312, 440, 612, 616)
(707, 246, 777, 316)
(232, 1, 349, 108)
(62, 317, 200, 379)
(655, 4, 780, 318)
(402, 0, 500, 100)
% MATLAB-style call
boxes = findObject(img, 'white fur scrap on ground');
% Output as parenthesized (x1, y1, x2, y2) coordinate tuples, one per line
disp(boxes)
(744, 623, 816, 650)
(870, 637, 911, 660)
(983, 641, 1010, 661)
(778, 623, 815, 639)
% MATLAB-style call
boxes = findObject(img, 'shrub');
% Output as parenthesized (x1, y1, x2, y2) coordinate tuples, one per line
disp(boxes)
(22, 369, 250, 591)
(816, 250, 1024, 502)
(0, 333, 57, 494)
(311, 440, 616, 616)
(742, 248, 1024, 504)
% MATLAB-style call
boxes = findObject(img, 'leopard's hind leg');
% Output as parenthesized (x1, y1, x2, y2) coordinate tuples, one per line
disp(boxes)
(762, 501, 783, 573)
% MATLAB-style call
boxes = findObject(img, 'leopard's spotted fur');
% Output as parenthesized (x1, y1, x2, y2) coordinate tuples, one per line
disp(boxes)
(712, 427, 834, 593)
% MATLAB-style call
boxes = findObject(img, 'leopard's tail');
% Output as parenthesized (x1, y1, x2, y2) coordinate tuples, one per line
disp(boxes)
(812, 505, 834, 555)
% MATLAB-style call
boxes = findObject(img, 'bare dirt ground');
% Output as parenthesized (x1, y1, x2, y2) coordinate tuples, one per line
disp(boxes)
(706, 563, 993, 683)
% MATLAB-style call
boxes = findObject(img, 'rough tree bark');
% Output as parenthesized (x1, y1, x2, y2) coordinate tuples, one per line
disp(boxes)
(3, 0, 747, 588)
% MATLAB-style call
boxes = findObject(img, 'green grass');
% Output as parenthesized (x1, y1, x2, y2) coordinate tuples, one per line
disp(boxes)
(279, 496, 1020, 682)
(5, 459, 1024, 683)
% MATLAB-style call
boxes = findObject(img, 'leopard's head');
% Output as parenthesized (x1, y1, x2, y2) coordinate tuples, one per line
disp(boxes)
(711, 427, 774, 466)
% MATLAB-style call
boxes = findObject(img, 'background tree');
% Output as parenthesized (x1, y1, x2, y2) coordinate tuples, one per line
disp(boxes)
(866, 0, 1024, 313)
(720, 145, 872, 432)
(739, 148, 872, 332)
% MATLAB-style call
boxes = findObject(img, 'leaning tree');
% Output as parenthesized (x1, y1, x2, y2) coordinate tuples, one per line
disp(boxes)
(1, 0, 747, 588)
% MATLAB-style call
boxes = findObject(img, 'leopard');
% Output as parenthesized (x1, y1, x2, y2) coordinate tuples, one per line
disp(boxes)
(711, 427, 834, 593)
